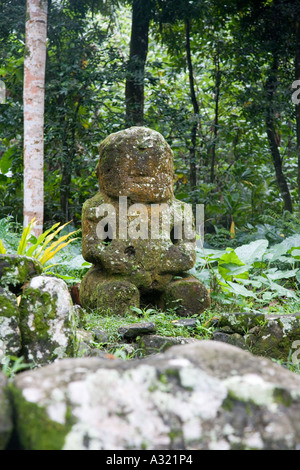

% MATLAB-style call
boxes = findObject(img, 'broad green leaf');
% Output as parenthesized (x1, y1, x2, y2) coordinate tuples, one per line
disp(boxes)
(262, 291, 275, 301)
(219, 249, 244, 265)
(266, 235, 300, 262)
(218, 263, 249, 280)
(0, 146, 15, 174)
(289, 248, 300, 260)
(268, 280, 299, 299)
(218, 249, 247, 280)
(225, 281, 257, 298)
(235, 278, 263, 288)
(266, 269, 299, 281)
(235, 239, 269, 264)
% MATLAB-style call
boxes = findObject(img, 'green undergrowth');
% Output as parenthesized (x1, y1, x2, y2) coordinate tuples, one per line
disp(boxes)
(79, 305, 217, 345)
(193, 235, 300, 314)
(2, 216, 300, 314)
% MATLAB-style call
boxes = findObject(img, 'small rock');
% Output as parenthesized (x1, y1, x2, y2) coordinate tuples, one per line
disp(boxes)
(137, 334, 200, 355)
(163, 277, 211, 316)
(217, 312, 266, 334)
(87, 349, 112, 359)
(93, 329, 109, 344)
(73, 305, 86, 328)
(172, 318, 198, 328)
(118, 322, 157, 340)
(0, 254, 43, 294)
(213, 331, 248, 350)
(76, 329, 94, 344)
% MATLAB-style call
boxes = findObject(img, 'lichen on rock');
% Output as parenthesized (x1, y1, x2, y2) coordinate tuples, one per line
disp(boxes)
(0, 254, 43, 294)
(19, 276, 77, 365)
(9, 341, 300, 450)
(0, 287, 21, 363)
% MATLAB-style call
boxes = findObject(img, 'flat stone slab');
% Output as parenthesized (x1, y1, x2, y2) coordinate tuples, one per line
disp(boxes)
(172, 318, 198, 328)
(137, 334, 201, 355)
(118, 322, 157, 340)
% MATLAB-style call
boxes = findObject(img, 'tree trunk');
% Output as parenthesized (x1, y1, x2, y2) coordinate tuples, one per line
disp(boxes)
(210, 50, 221, 184)
(265, 56, 293, 213)
(60, 102, 79, 223)
(23, 0, 48, 236)
(185, 18, 199, 193)
(125, 0, 151, 126)
(295, 20, 300, 214)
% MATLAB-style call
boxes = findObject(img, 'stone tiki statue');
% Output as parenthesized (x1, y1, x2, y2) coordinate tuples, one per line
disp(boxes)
(80, 127, 210, 316)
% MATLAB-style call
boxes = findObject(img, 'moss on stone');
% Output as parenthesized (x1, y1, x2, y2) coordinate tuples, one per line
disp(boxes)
(0, 287, 18, 319)
(80, 268, 140, 315)
(217, 313, 266, 335)
(0, 376, 13, 450)
(9, 384, 74, 450)
(0, 255, 43, 294)
(19, 288, 57, 345)
(221, 395, 235, 412)
(162, 276, 211, 316)
(245, 318, 298, 360)
(18, 278, 76, 364)
(273, 387, 293, 407)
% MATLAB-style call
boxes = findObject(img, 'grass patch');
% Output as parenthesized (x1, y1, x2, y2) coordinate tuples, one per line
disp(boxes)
(79, 305, 218, 345)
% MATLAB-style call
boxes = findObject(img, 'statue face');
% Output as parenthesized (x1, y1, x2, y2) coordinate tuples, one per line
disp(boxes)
(96, 127, 174, 203)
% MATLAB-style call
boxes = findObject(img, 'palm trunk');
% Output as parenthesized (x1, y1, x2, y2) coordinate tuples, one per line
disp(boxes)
(23, 0, 48, 236)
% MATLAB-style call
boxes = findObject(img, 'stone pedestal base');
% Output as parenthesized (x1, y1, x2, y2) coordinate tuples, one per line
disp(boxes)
(80, 267, 210, 317)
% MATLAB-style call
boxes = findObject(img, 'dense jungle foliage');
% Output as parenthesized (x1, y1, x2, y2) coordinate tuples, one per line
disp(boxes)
(1, 0, 300, 315)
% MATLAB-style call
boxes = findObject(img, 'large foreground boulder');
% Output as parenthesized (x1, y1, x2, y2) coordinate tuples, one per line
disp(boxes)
(10, 341, 300, 450)
(0, 372, 12, 450)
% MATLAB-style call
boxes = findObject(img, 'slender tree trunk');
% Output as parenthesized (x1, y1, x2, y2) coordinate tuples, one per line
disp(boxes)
(210, 50, 221, 183)
(60, 102, 79, 223)
(265, 56, 293, 213)
(125, 0, 151, 126)
(185, 18, 199, 193)
(23, 0, 48, 236)
(295, 20, 300, 214)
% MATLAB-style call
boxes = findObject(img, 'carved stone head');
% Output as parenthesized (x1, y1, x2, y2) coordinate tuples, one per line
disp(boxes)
(96, 126, 174, 203)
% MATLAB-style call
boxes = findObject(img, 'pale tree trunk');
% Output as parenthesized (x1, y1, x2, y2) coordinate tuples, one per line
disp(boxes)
(23, 0, 48, 236)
